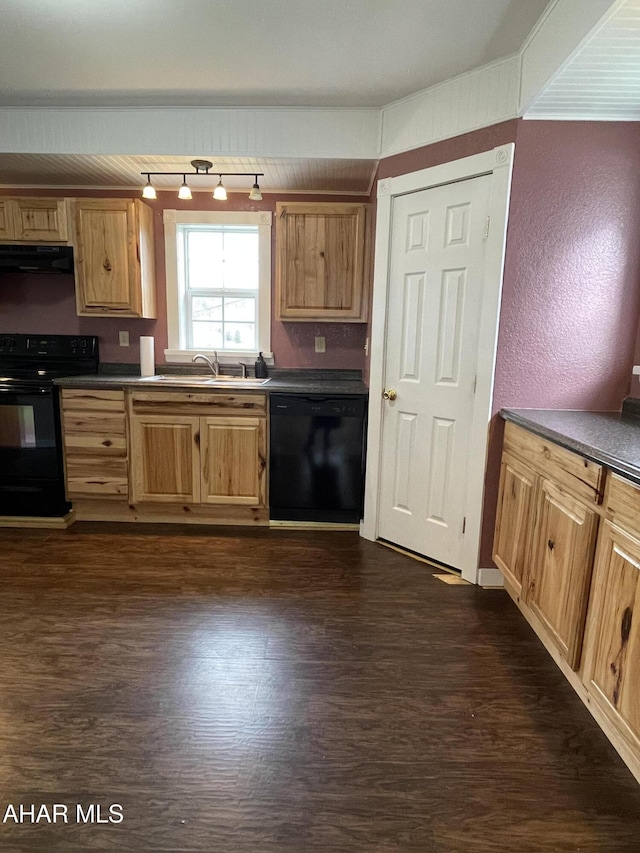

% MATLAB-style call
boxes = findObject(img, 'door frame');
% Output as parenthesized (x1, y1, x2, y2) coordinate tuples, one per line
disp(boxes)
(361, 144, 515, 584)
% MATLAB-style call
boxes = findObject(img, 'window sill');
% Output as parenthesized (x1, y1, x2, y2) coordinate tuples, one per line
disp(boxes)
(164, 349, 274, 366)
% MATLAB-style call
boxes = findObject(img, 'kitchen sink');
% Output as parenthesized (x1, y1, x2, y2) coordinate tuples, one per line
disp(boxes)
(148, 375, 270, 386)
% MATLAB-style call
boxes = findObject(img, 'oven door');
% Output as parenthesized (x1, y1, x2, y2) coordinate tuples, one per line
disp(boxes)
(0, 383, 68, 515)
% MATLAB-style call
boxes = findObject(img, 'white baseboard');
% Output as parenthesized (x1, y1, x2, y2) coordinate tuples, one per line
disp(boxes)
(477, 567, 504, 588)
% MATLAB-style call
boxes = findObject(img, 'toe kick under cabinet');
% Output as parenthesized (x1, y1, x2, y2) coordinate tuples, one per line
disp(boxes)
(61, 388, 268, 526)
(494, 421, 640, 784)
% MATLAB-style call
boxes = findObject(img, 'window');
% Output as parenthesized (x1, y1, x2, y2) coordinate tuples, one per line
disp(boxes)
(164, 210, 272, 363)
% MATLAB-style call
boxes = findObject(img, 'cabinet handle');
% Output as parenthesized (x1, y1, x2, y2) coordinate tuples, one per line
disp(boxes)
(547, 539, 555, 551)
(103, 257, 112, 272)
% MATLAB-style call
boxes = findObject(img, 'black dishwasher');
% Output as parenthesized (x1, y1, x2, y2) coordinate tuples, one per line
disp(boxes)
(269, 394, 367, 523)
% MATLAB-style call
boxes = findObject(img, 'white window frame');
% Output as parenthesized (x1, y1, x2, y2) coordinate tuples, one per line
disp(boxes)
(163, 209, 272, 364)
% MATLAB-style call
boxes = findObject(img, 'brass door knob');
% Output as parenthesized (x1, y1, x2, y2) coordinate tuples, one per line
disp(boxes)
(382, 389, 397, 401)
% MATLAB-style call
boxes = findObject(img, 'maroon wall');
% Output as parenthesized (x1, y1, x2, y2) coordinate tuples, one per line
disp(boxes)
(374, 118, 640, 569)
(0, 189, 368, 369)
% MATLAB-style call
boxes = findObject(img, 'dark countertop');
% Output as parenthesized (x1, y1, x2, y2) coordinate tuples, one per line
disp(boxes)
(55, 372, 369, 396)
(501, 406, 640, 486)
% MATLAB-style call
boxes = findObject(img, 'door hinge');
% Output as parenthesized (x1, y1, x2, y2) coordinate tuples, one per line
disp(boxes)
(462, 517, 466, 535)
(472, 375, 477, 394)
(484, 215, 490, 240)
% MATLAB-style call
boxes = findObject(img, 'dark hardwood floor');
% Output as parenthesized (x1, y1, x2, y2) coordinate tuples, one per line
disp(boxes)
(0, 523, 639, 852)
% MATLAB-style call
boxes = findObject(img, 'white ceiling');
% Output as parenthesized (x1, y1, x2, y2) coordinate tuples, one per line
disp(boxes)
(0, 0, 550, 193)
(0, 0, 548, 109)
(4, 1, 636, 194)
(525, 0, 640, 119)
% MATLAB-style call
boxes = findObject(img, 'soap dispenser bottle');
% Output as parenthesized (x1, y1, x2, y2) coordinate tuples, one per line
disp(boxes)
(254, 352, 268, 378)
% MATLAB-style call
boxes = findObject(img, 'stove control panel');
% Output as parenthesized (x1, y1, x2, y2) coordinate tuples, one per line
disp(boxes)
(0, 334, 99, 359)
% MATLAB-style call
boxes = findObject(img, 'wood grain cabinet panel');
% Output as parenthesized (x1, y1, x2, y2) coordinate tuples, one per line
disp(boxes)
(526, 479, 598, 670)
(493, 452, 536, 598)
(276, 202, 367, 322)
(583, 522, 640, 753)
(73, 198, 156, 318)
(130, 416, 200, 503)
(200, 417, 266, 505)
(60, 389, 128, 499)
(0, 197, 68, 242)
(129, 393, 268, 510)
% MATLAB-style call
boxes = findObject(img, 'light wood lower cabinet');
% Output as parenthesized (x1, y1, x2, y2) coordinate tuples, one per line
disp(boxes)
(60, 389, 128, 499)
(494, 424, 640, 783)
(493, 452, 536, 598)
(494, 423, 601, 670)
(128, 391, 267, 508)
(582, 521, 640, 756)
(526, 478, 598, 669)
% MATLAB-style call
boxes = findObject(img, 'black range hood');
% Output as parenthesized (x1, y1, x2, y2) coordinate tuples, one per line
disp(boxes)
(0, 244, 74, 274)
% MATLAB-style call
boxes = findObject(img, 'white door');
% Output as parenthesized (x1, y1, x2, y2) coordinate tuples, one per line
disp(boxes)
(377, 174, 492, 570)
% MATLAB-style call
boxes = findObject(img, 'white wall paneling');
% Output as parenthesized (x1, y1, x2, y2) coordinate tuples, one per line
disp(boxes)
(380, 56, 520, 157)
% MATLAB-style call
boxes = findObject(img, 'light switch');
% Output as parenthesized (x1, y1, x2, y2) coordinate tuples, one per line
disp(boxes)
(315, 336, 326, 353)
(119, 331, 130, 347)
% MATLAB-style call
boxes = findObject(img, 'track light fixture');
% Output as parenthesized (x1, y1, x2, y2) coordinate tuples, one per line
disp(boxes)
(140, 161, 264, 202)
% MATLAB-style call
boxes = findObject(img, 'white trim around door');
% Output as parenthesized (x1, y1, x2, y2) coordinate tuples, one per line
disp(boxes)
(361, 144, 515, 585)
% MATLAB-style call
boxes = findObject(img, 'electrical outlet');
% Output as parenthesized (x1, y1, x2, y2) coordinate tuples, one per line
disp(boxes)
(315, 336, 326, 353)
(119, 331, 130, 347)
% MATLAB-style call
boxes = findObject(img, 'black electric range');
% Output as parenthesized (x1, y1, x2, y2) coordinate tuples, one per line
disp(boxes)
(0, 334, 99, 517)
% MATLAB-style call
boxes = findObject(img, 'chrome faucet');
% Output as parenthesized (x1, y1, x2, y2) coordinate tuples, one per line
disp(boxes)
(192, 352, 219, 376)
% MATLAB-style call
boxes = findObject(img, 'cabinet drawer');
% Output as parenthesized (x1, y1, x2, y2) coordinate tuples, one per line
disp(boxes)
(129, 390, 267, 417)
(65, 457, 128, 498)
(504, 422, 604, 503)
(64, 432, 126, 456)
(61, 389, 125, 411)
(605, 475, 640, 534)
(62, 409, 126, 439)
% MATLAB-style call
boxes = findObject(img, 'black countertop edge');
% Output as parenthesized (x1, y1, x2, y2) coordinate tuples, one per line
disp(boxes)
(98, 363, 363, 382)
(55, 374, 369, 396)
(500, 408, 640, 487)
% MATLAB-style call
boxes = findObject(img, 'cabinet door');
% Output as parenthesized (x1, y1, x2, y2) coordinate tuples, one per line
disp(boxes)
(130, 415, 200, 503)
(527, 479, 598, 669)
(276, 202, 366, 321)
(582, 522, 640, 752)
(493, 452, 537, 597)
(74, 199, 141, 315)
(200, 416, 266, 505)
(0, 199, 16, 240)
(13, 198, 68, 242)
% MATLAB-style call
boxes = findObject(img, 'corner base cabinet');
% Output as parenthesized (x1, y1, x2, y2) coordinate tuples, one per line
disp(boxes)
(494, 421, 640, 784)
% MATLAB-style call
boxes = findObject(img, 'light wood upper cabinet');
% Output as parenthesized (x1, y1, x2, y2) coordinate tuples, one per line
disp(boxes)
(276, 202, 368, 322)
(526, 478, 598, 670)
(582, 521, 640, 755)
(72, 198, 156, 318)
(0, 197, 68, 242)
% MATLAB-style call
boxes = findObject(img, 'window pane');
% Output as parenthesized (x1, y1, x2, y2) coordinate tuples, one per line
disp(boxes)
(222, 323, 255, 349)
(192, 296, 222, 322)
(187, 231, 224, 289)
(192, 323, 223, 349)
(222, 231, 259, 290)
(224, 296, 255, 323)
